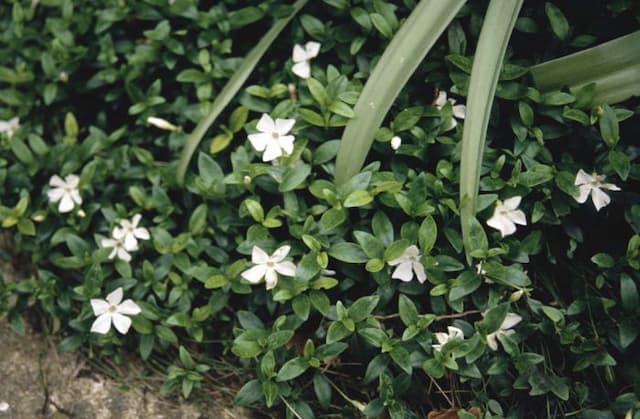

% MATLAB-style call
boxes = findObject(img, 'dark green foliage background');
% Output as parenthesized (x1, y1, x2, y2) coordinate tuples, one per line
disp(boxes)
(1, 0, 639, 417)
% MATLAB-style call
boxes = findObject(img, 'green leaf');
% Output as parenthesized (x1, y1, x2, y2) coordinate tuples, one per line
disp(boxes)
(328, 242, 368, 263)
(530, 32, 640, 107)
(313, 373, 332, 409)
(176, 0, 309, 184)
(620, 274, 639, 313)
(542, 306, 564, 323)
(235, 379, 263, 406)
(188, 204, 208, 235)
(353, 231, 385, 259)
(608, 150, 630, 180)
(459, 0, 523, 264)
(370, 13, 393, 38)
(328, 101, 355, 118)
(319, 208, 347, 232)
(279, 164, 311, 192)
(232, 341, 263, 358)
(326, 321, 352, 343)
(544, 3, 570, 41)
(466, 216, 488, 255)
(307, 78, 330, 108)
(591, 253, 615, 268)
(343, 190, 373, 207)
(418, 215, 437, 253)
(348, 295, 380, 323)
(599, 104, 619, 147)
(393, 107, 423, 131)
(276, 357, 310, 381)
(398, 294, 418, 326)
(372, 211, 394, 247)
(335, 0, 466, 183)
(390, 346, 412, 375)
(449, 271, 483, 301)
(58, 335, 83, 353)
(384, 239, 410, 261)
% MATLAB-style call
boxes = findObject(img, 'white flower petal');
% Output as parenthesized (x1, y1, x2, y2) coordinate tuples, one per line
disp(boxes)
(508, 209, 527, 226)
(134, 227, 150, 240)
(602, 182, 621, 192)
(117, 247, 132, 262)
(112, 228, 126, 240)
(502, 196, 522, 210)
(486, 332, 499, 351)
(106, 288, 124, 305)
(70, 189, 82, 205)
(391, 262, 414, 282)
(117, 299, 141, 315)
(64, 174, 80, 188)
(108, 248, 118, 259)
(452, 104, 466, 120)
(241, 264, 267, 284)
(404, 245, 420, 258)
(413, 261, 427, 283)
(91, 313, 113, 334)
(278, 135, 295, 155)
(448, 326, 464, 339)
(501, 313, 522, 330)
(435, 91, 448, 107)
(574, 184, 591, 203)
(58, 193, 75, 213)
(292, 61, 311, 79)
(265, 269, 278, 290)
(262, 141, 283, 162)
(387, 254, 407, 266)
(292, 44, 308, 63)
(123, 234, 138, 252)
(90, 299, 110, 316)
(255, 113, 275, 133)
(434, 332, 449, 346)
(111, 313, 132, 334)
(251, 246, 270, 264)
(304, 41, 321, 58)
(574, 169, 593, 186)
(49, 175, 66, 188)
(274, 118, 295, 135)
(47, 187, 65, 203)
(591, 187, 611, 212)
(275, 261, 296, 277)
(248, 132, 271, 152)
(271, 245, 291, 262)
(487, 213, 516, 237)
(131, 214, 142, 227)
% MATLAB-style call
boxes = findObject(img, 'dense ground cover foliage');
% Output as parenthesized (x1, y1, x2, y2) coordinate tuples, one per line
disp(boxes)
(1, 0, 639, 417)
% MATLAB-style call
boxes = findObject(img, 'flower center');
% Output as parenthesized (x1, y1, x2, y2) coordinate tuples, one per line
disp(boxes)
(266, 260, 275, 268)
(271, 132, 280, 140)
(108, 305, 117, 313)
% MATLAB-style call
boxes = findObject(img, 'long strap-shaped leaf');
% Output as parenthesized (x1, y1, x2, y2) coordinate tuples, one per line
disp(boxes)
(459, 0, 523, 264)
(176, 0, 309, 185)
(334, 0, 466, 184)
(530, 31, 640, 106)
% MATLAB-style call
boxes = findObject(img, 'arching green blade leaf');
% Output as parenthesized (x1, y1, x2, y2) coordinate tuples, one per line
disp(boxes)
(176, 0, 309, 185)
(334, 0, 466, 184)
(459, 0, 523, 264)
(530, 31, 640, 106)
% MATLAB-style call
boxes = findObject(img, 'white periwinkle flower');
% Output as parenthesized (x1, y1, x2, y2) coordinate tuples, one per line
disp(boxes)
(573, 169, 621, 212)
(432, 326, 464, 352)
(390, 135, 402, 151)
(0, 117, 20, 138)
(90, 287, 141, 334)
(147, 116, 178, 131)
(387, 245, 427, 283)
(101, 235, 135, 262)
(487, 196, 527, 238)
(435, 91, 466, 131)
(486, 312, 522, 351)
(113, 214, 150, 251)
(248, 113, 296, 162)
(0, 401, 9, 412)
(47, 174, 82, 213)
(241, 245, 297, 290)
(292, 41, 321, 79)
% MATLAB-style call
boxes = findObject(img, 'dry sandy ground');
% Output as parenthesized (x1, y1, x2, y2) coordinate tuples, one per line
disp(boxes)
(0, 319, 254, 419)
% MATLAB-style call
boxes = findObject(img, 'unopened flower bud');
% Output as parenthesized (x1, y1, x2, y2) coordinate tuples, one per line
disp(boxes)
(77, 209, 86, 218)
(32, 211, 46, 222)
(509, 289, 524, 302)
(59, 72, 69, 83)
(243, 175, 252, 185)
(147, 116, 178, 131)
(0, 401, 9, 412)
(390, 135, 401, 150)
